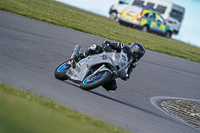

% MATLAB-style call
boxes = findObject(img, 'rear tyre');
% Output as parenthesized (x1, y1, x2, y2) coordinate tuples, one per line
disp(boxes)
(165, 31, 172, 38)
(141, 25, 149, 32)
(80, 70, 111, 90)
(54, 61, 70, 80)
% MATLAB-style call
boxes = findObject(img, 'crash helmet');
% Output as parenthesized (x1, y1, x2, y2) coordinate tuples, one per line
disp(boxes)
(129, 42, 145, 61)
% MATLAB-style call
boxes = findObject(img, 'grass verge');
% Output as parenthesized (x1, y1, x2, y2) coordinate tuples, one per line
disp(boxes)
(0, 0, 200, 63)
(0, 83, 131, 133)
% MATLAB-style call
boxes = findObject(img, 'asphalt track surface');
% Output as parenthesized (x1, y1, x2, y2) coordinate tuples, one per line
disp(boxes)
(1, 10, 200, 133)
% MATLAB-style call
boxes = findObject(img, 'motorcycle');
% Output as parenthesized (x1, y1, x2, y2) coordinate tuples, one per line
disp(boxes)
(54, 45, 131, 90)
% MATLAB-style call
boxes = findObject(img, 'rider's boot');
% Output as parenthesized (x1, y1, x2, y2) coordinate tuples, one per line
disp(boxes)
(102, 80, 117, 93)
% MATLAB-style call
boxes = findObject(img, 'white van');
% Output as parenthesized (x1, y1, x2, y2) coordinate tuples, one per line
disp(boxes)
(109, 0, 185, 34)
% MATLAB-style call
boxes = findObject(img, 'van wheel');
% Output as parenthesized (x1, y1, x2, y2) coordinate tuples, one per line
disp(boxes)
(110, 12, 117, 20)
(141, 25, 149, 32)
(165, 31, 172, 38)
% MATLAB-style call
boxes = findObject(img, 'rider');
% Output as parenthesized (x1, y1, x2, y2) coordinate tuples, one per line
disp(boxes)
(72, 40, 145, 92)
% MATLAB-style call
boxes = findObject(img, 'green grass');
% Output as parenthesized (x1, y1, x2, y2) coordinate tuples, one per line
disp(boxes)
(0, 83, 131, 133)
(0, 0, 200, 63)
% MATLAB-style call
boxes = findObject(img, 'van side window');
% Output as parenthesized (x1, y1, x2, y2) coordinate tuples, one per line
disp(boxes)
(156, 5, 167, 14)
(132, 0, 144, 7)
(170, 9, 183, 22)
(146, 2, 155, 8)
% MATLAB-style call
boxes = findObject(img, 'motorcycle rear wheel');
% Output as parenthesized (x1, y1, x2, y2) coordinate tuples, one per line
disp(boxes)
(80, 70, 111, 90)
(54, 61, 70, 80)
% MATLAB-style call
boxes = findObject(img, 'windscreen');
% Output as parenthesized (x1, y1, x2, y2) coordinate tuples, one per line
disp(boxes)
(119, 0, 132, 4)
(126, 6, 143, 14)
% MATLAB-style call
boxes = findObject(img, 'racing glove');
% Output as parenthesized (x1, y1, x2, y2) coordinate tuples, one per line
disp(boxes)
(102, 41, 112, 52)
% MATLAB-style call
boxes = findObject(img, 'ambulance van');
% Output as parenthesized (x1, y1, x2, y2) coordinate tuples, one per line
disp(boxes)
(109, 0, 185, 34)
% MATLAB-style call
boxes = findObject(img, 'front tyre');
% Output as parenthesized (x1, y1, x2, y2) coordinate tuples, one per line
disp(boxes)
(54, 61, 70, 80)
(110, 11, 117, 20)
(80, 70, 111, 91)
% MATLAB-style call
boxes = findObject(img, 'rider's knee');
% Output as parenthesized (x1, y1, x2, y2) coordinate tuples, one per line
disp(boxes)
(85, 44, 103, 56)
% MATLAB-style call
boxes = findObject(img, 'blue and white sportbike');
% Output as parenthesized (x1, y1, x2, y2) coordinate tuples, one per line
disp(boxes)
(54, 45, 130, 90)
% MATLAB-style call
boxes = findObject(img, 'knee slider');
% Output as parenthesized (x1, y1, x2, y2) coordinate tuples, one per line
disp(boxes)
(90, 44, 97, 51)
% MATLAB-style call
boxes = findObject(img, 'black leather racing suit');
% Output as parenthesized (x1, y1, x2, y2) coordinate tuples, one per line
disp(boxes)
(78, 41, 136, 92)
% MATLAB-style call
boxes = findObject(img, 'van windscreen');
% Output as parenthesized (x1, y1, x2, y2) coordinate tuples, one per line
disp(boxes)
(120, 0, 132, 4)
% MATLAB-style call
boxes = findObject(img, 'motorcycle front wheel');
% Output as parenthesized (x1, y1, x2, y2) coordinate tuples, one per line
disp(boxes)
(80, 70, 111, 90)
(54, 60, 70, 80)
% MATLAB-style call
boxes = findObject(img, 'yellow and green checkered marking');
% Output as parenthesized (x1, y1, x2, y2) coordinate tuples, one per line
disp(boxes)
(140, 18, 173, 32)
